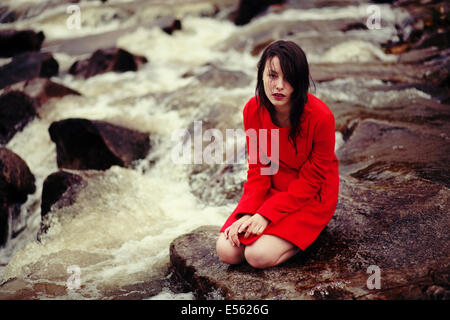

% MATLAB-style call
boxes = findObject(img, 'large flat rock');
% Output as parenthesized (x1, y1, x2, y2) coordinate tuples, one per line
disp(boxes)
(170, 172, 450, 300)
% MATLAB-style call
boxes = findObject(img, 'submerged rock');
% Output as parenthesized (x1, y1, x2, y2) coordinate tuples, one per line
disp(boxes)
(0, 29, 45, 58)
(0, 52, 59, 89)
(48, 118, 151, 170)
(37, 170, 100, 241)
(4, 78, 81, 106)
(161, 19, 182, 35)
(0, 147, 36, 247)
(68, 48, 148, 79)
(40, 171, 87, 218)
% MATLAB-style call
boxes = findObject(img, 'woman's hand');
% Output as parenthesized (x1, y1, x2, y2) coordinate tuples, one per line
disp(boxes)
(238, 213, 269, 239)
(224, 214, 252, 247)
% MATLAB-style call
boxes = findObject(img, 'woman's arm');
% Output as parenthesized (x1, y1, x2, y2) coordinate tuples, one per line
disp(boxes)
(256, 111, 336, 224)
(231, 100, 272, 216)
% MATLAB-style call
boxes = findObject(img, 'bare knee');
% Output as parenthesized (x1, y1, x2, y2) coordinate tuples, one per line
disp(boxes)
(244, 246, 275, 269)
(216, 234, 244, 265)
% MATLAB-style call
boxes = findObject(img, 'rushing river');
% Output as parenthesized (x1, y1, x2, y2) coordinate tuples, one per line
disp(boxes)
(0, 0, 440, 299)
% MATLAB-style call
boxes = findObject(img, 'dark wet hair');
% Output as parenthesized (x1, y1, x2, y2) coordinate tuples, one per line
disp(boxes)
(255, 40, 312, 152)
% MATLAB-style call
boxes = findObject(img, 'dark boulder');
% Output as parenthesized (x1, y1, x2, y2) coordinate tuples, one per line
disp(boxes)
(231, 0, 286, 26)
(161, 19, 182, 35)
(0, 91, 38, 145)
(48, 118, 151, 170)
(0, 30, 45, 58)
(68, 48, 147, 79)
(38, 170, 88, 241)
(0, 52, 59, 89)
(40, 171, 86, 218)
(0, 147, 35, 246)
(4, 78, 81, 106)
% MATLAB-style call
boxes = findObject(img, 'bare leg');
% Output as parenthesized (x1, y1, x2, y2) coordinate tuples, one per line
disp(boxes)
(244, 234, 299, 269)
(216, 232, 245, 265)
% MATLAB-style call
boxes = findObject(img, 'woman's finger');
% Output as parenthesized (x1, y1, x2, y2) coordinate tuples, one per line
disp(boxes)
(256, 225, 265, 235)
(224, 226, 229, 238)
(259, 225, 265, 234)
(238, 219, 250, 234)
(228, 226, 237, 245)
(230, 229, 240, 247)
(244, 221, 257, 238)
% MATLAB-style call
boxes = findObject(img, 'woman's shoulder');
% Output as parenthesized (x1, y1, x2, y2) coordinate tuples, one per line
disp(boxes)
(244, 96, 258, 113)
(242, 96, 265, 129)
(243, 96, 262, 118)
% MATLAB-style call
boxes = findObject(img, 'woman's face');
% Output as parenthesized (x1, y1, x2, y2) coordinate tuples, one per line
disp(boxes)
(263, 55, 294, 112)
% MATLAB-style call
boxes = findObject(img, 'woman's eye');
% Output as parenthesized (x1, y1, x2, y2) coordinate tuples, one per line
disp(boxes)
(269, 74, 277, 78)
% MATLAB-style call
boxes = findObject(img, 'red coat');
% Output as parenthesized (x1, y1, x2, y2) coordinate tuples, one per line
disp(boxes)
(220, 94, 339, 250)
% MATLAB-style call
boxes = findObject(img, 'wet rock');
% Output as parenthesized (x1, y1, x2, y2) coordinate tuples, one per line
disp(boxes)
(0, 30, 45, 58)
(194, 64, 252, 89)
(336, 118, 450, 187)
(0, 52, 59, 89)
(310, 54, 450, 86)
(40, 171, 86, 218)
(397, 47, 442, 63)
(4, 78, 81, 106)
(170, 170, 450, 299)
(0, 6, 18, 24)
(48, 118, 151, 170)
(221, 18, 379, 55)
(231, 0, 286, 26)
(37, 170, 88, 241)
(0, 147, 36, 247)
(42, 16, 186, 56)
(0, 91, 38, 145)
(189, 161, 246, 207)
(319, 81, 450, 133)
(395, 0, 450, 51)
(68, 48, 147, 79)
(111, 279, 167, 300)
(161, 19, 182, 35)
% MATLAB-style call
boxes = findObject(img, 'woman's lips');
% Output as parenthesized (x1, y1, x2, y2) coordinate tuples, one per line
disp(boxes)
(272, 93, 285, 100)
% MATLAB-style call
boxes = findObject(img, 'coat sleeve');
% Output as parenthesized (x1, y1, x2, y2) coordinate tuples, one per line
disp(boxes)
(256, 111, 336, 224)
(231, 100, 271, 217)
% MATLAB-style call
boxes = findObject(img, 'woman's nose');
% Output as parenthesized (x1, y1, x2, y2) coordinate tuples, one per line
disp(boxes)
(275, 78, 284, 90)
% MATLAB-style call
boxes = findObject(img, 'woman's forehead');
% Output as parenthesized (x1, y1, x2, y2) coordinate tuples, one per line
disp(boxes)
(265, 56, 282, 73)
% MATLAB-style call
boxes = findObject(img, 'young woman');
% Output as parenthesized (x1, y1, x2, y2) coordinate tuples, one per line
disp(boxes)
(216, 40, 339, 269)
